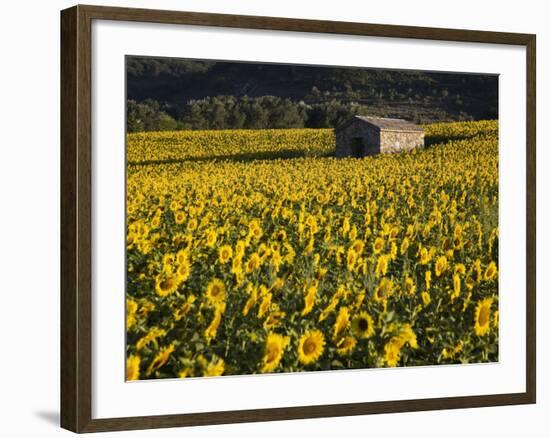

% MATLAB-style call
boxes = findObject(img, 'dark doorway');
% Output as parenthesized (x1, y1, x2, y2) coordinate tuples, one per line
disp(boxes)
(351, 137, 365, 158)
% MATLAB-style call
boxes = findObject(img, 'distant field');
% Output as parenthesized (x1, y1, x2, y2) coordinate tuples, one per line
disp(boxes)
(127, 128, 335, 164)
(127, 121, 499, 164)
(125, 120, 499, 380)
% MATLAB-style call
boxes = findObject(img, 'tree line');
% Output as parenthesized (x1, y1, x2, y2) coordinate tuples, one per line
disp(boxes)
(128, 95, 480, 133)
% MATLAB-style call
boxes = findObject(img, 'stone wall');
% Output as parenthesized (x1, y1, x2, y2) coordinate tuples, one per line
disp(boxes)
(335, 121, 380, 157)
(380, 130, 424, 154)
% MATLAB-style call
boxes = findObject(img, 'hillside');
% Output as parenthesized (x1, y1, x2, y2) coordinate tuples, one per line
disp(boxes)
(127, 57, 498, 132)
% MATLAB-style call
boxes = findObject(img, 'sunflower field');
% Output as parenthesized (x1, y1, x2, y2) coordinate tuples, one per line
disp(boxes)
(125, 120, 499, 380)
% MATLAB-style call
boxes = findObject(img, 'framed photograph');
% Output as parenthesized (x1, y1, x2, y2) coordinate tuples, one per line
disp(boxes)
(60, 4, 536, 433)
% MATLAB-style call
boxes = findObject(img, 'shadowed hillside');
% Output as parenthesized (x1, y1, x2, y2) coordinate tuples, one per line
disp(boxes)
(127, 57, 498, 132)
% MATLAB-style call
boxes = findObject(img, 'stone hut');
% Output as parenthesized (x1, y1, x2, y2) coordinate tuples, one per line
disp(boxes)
(335, 116, 424, 158)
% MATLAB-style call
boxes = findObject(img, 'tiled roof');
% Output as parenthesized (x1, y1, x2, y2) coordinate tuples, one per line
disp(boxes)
(336, 116, 424, 132)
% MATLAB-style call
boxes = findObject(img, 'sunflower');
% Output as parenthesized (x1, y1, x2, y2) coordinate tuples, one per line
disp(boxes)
(419, 247, 431, 264)
(173, 294, 197, 321)
(169, 200, 179, 211)
(305, 214, 318, 229)
(248, 219, 261, 234)
(373, 237, 385, 254)
(126, 298, 138, 330)
(318, 296, 339, 322)
(204, 306, 224, 340)
(126, 355, 141, 381)
(176, 248, 190, 264)
(398, 324, 418, 349)
(162, 253, 175, 268)
(205, 278, 226, 304)
(155, 274, 179, 297)
(250, 226, 263, 240)
(349, 225, 357, 241)
(126, 232, 137, 248)
(384, 337, 402, 367)
(151, 216, 161, 228)
(346, 248, 357, 271)
(218, 245, 233, 264)
(269, 241, 281, 253)
(474, 297, 493, 336)
(263, 309, 286, 330)
(454, 263, 466, 275)
(248, 219, 259, 230)
(187, 218, 198, 232)
(351, 240, 365, 254)
(138, 298, 156, 317)
(203, 358, 225, 377)
(442, 340, 464, 360)
(336, 336, 357, 356)
(435, 255, 448, 277)
(333, 306, 350, 339)
(258, 293, 272, 318)
(302, 283, 318, 316)
(484, 261, 498, 281)
(304, 237, 315, 254)
(425, 270, 432, 290)
(474, 259, 482, 282)
(136, 327, 166, 351)
(465, 274, 476, 290)
(404, 276, 416, 296)
(453, 223, 463, 239)
(324, 227, 332, 243)
(364, 212, 372, 226)
(235, 240, 246, 257)
(453, 236, 463, 249)
(258, 244, 270, 261)
(400, 236, 410, 255)
(341, 217, 351, 236)
(374, 277, 394, 303)
(245, 253, 261, 273)
(351, 311, 375, 339)
(375, 254, 390, 277)
(146, 344, 175, 376)
(270, 277, 285, 292)
(174, 211, 186, 224)
(271, 250, 283, 272)
(262, 333, 290, 373)
(242, 285, 258, 316)
(316, 266, 328, 280)
(388, 226, 399, 240)
(176, 259, 191, 283)
(421, 291, 431, 306)
(297, 330, 325, 365)
(390, 242, 398, 260)
(334, 246, 345, 265)
(205, 229, 217, 247)
(231, 256, 243, 276)
(354, 291, 366, 309)
(450, 273, 461, 301)
(275, 229, 287, 242)
(178, 368, 193, 379)
(283, 243, 296, 264)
